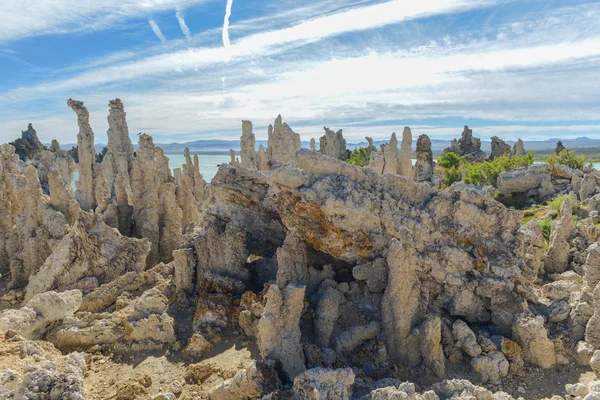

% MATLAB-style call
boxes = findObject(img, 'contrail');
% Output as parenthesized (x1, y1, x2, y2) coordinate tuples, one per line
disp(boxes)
(176, 9, 192, 40)
(222, 0, 234, 47)
(148, 20, 167, 44)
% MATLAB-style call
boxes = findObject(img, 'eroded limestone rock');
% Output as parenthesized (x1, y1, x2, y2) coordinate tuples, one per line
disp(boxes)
(513, 315, 556, 368)
(240, 120, 256, 169)
(490, 136, 511, 160)
(257, 283, 306, 380)
(208, 360, 281, 400)
(9, 123, 44, 162)
(443, 126, 485, 162)
(545, 199, 576, 273)
(415, 134, 433, 182)
(267, 115, 301, 165)
(398, 127, 412, 177)
(319, 127, 347, 160)
(513, 139, 526, 156)
(293, 368, 355, 400)
(0, 290, 82, 338)
(0, 144, 69, 288)
(25, 212, 150, 302)
(382, 238, 421, 365)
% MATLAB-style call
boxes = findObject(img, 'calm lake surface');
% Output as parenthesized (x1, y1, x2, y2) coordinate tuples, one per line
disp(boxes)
(71, 154, 600, 189)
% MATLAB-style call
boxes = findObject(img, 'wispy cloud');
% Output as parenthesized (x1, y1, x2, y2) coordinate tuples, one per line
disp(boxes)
(4, 0, 505, 94)
(222, 0, 234, 47)
(176, 9, 193, 40)
(2, 0, 600, 144)
(0, 0, 213, 43)
(148, 20, 168, 44)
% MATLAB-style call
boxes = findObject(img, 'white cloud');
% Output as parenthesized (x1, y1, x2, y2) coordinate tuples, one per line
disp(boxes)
(176, 9, 193, 40)
(148, 19, 168, 43)
(2, 0, 600, 144)
(3, 0, 503, 94)
(222, 0, 234, 47)
(0, 0, 213, 43)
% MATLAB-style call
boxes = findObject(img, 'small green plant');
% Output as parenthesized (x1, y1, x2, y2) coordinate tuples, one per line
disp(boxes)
(346, 147, 370, 167)
(438, 152, 463, 169)
(548, 194, 576, 212)
(547, 149, 587, 170)
(436, 152, 464, 188)
(539, 218, 553, 244)
(464, 152, 534, 187)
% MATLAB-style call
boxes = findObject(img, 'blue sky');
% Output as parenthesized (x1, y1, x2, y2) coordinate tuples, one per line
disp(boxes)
(1, 0, 600, 145)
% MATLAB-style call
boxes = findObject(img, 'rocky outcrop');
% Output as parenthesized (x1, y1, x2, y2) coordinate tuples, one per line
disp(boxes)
(398, 127, 412, 177)
(0, 340, 87, 400)
(414, 134, 433, 182)
(177, 148, 207, 231)
(256, 144, 269, 170)
(490, 136, 511, 160)
(34, 142, 76, 196)
(513, 315, 556, 368)
(0, 290, 82, 338)
(131, 134, 182, 266)
(267, 115, 301, 165)
(49, 287, 176, 353)
(471, 351, 509, 384)
(497, 164, 555, 204)
(513, 139, 526, 156)
(517, 219, 545, 281)
(586, 283, 600, 349)
(257, 283, 306, 380)
(68, 99, 97, 211)
(208, 361, 281, 400)
(24, 212, 150, 302)
(104, 98, 134, 197)
(293, 368, 355, 399)
(240, 120, 256, 169)
(9, 123, 44, 161)
(545, 199, 576, 273)
(194, 221, 250, 287)
(443, 126, 485, 162)
(275, 230, 308, 289)
(0, 144, 69, 288)
(315, 287, 344, 347)
(382, 238, 421, 366)
(310, 138, 316, 152)
(319, 127, 347, 160)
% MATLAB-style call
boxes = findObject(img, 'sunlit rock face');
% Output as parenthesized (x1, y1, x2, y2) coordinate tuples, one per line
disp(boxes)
(240, 120, 257, 169)
(267, 114, 301, 165)
(444, 125, 486, 162)
(0, 144, 71, 289)
(319, 127, 347, 160)
(414, 134, 433, 182)
(490, 136, 511, 160)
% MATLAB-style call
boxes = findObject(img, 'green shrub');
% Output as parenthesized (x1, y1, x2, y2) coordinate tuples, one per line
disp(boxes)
(438, 152, 463, 169)
(464, 152, 534, 187)
(548, 194, 576, 212)
(547, 149, 587, 170)
(346, 147, 370, 167)
(539, 218, 553, 244)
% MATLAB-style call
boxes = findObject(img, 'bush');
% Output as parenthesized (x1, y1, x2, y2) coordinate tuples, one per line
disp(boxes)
(547, 149, 587, 170)
(538, 218, 553, 250)
(548, 194, 576, 212)
(437, 152, 463, 169)
(346, 147, 370, 167)
(464, 152, 534, 187)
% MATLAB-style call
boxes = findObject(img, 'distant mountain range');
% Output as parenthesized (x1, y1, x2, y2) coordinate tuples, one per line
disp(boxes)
(56, 137, 600, 155)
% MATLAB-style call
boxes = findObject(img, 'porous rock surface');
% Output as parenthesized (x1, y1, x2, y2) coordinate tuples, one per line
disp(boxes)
(2, 103, 600, 400)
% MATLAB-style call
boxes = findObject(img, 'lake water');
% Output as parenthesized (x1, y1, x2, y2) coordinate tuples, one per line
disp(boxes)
(165, 153, 231, 181)
(71, 155, 600, 189)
